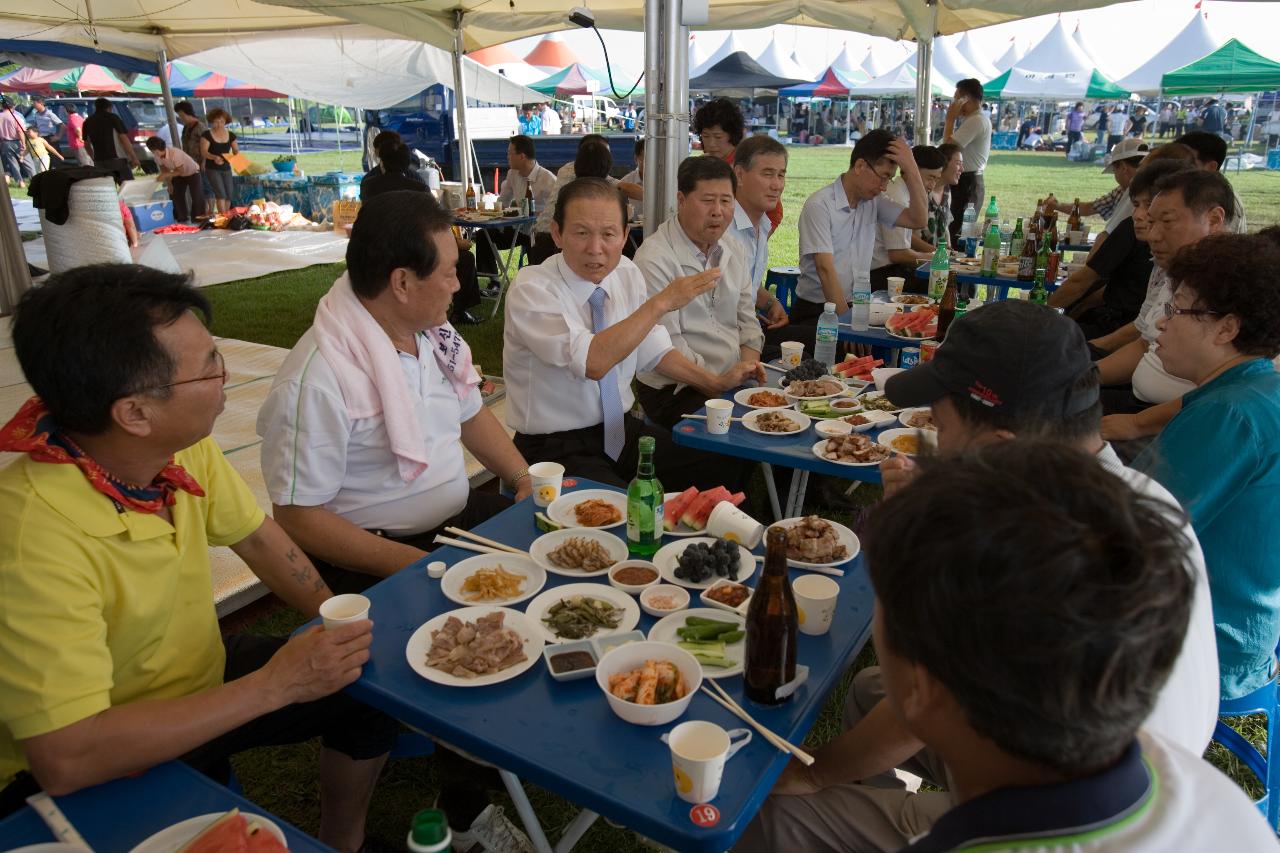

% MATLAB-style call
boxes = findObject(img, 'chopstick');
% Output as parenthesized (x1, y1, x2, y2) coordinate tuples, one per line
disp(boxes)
(432, 535, 519, 557)
(700, 682, 815, 766)
(682, 414, 745, 423)
(749, 554, 846, 577)
(761, 361, 787, 373)
(443, 526, 526, 555)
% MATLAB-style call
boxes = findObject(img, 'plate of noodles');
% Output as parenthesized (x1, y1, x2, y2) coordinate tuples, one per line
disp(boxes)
(440, 554, 547, 606)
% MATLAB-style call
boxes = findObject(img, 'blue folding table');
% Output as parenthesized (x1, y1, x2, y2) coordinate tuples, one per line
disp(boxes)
(0, 762, 331, 853)
(312, 480, 875, 853)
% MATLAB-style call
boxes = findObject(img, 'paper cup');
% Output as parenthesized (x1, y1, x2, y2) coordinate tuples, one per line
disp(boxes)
(320, 593, 370, 630)
(706, 501, 764, 549)
(1068, 230, 1084, 245)
(887, 276, 906, 297)
(661, 721, 752, 803)
(792, 575, 839, 636)
(529, 461, 565, 507)
(705, 399, 733, 435)
(780, 341, 804, 369)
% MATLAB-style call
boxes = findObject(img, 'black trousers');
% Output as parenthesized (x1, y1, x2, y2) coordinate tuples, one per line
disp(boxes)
(169, 172, 207, 222)
(453, 250, 482, 313)
(475, 226, 531, 274)
(514, 418, 736, 493)
(528, 231, 559, 265)
(308, 489, 513, 596)
(949, 171, 984, 245)
(871, 263, 926, 294)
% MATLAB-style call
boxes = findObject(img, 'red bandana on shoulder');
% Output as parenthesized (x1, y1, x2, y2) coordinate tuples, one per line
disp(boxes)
(0, 396, 205, 515)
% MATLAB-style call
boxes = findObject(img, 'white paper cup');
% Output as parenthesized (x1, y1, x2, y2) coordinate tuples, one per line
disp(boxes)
(706, 501, 764, 549)
(1068, 230, 1084, 245)
(793, 575, 840, 636)
(529, 461, 565, 507)
(887, 276, 906, 297)
(705, 399, 734, 435)
(661, 721, 752, 803)
(320, 593, 370, 630)
(780, 341, 804, 369)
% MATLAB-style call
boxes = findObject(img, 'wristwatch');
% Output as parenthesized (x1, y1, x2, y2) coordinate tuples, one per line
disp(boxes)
(507, 468, 530, 490)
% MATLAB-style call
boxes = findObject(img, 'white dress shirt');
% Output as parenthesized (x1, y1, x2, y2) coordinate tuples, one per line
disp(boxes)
(504, 253, 673, 435)
(257, 327, 482, 534)
(634, 216, 763, 391)
(1099, 443, 1218, 754)
(871, 176, 914, 270)
(953, 110, 992, 174)
(541, 106, 562, 134)
(726, 201, 772, 288)
(796, 178, 904, 305)
(497, 160, 556, 211)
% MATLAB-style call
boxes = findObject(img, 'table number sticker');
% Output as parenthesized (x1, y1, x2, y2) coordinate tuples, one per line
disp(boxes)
(689, 803, 720, 828)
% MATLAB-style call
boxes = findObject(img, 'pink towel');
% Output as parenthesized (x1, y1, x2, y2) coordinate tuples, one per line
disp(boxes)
(312, 273, 480, 483)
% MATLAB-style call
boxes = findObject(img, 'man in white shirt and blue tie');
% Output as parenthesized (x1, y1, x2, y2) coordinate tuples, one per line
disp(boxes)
(504, 178, 760, 489)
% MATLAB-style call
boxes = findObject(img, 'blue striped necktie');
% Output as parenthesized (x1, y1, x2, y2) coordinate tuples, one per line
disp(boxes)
(587, 286, 625, 461)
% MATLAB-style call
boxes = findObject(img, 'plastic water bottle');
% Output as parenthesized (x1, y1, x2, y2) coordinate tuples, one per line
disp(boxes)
(961, 204, 978, 257)
(851, 273, 871, 331)
(815, 302, 840, 369)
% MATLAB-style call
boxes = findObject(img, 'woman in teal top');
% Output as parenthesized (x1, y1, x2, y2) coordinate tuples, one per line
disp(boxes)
(1138, 232, 1280, 700)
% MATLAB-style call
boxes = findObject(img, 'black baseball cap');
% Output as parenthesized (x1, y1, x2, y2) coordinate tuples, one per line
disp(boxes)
(884, 301, 1099, 417)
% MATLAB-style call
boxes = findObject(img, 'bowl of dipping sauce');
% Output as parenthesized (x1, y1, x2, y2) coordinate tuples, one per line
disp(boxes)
(609, 560, 661, 595)
(543, 639, 598, 682)
(640, 584, 690, 618)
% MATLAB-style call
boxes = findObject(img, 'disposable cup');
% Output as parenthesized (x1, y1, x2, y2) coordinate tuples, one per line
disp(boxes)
(705, 399, 733, 435)
(886, 276, 906, 297)
(780, 341, 804, 369)
(529, 461, 565, 507)
(320, 593, 370, 630)
(706, 501, 764, 549)
(661, 721, 752, 803)
(792, 574, 840, 636)
(1068, 230, 1084, 245)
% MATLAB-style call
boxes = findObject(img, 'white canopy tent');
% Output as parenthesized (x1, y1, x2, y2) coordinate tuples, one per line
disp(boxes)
(1071, 21, 1114, 78)
(689, 32, 721, 72)
(857, 54, 956, 97)
(1013, 19, 1098, 73)
(831, 41, 870, 81)
(758, 36, 816, 81)
(1119, 11, 1221, 95)
(994, 37, 1027, 72)
(690, 31, 752, 77)
(957, 31, 1000, 80)
(862, 41, 912, 78)
(933, 35, 985, 84)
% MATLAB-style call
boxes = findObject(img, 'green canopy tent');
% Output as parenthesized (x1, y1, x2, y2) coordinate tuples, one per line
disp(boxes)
(983, 67, 1130, 100)
(1160, 38, 1280, 95)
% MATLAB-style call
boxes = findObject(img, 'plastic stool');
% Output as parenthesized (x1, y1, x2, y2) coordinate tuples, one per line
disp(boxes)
(1214, 674, 1280, 831)
(765, 266, 801, 313)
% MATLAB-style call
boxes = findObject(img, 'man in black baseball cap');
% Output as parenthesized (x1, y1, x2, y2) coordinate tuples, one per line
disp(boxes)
(879, 300, 1102, 496)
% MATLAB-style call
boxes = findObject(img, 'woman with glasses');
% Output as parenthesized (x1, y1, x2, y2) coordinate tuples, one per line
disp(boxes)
(1137, 232, 1280, 703)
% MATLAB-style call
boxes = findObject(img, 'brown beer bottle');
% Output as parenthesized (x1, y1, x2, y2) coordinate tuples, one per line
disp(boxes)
(1068, 198, 1082, 233)
(1018, 233, 1037, 281)
(936, 272, 958, 343)
(744, 527, 798, 705)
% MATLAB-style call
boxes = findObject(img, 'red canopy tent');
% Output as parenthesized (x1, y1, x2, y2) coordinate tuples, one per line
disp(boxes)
(0, 64, 158, 95)
(186, 73, 283, 99)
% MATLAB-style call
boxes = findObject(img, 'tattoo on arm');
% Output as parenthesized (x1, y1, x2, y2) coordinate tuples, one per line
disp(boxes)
(285, 548, 326, 592)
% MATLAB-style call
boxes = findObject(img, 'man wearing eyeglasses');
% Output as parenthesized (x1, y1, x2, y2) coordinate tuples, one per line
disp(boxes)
(0, 266, 396, 850)
(791, 129, 928, 326)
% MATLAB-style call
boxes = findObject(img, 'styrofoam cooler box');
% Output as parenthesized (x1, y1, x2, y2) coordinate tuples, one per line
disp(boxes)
(127, 200, 175, 232)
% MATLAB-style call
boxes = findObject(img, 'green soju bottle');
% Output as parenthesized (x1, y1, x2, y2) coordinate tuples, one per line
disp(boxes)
(928, 239, 950, 299)
(626, 436, 663, 557)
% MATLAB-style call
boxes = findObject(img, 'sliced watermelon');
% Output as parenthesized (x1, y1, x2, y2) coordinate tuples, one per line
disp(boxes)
(663, 487, 700, 531)
(682, 486, 732, 530)
(727, 492, 746, 507)
(246, 823, 289, 853)
(179, 810, 250, 853)
(886, 314, 914, 333)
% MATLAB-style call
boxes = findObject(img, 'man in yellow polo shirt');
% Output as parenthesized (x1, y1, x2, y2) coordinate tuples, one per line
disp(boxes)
(0, 265, 396, 853)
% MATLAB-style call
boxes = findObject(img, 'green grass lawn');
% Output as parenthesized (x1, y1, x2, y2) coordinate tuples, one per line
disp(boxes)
(59, 142, 1272, 847)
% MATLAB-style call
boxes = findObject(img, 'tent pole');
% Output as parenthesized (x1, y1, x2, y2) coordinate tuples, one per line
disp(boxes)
(914, 2, 938, 145)
(452, 10, 472, 194)
(644, 0, 687, 234)
(156, 49, 181, 148)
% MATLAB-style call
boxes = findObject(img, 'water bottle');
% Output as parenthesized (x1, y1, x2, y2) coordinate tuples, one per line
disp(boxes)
(851, 273, 871, 332)
(961, 204, 978, 257)
(815, 302, 840, 369)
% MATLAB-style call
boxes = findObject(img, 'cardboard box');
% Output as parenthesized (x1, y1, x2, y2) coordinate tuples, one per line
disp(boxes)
(128, 200, 175, 233)
(332, 199, 361, 233)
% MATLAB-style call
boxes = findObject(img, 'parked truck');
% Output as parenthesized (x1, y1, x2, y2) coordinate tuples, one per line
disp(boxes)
(362, 85, 638, 181)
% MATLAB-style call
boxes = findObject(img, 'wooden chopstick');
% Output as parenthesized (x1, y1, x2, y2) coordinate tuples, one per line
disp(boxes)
(761, 361, 787, 372)
(443, 526, 526, 555)
(699, 683, 815, 766)
(432, 535, 510, 557)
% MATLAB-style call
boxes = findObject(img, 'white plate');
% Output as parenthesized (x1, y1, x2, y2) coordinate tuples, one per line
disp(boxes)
(524, 582, 641, 644)
(405, 606, 545, 687)
(662, 491, 706, 538)
(877, 427, 938, 457)
(897, 407, 937, 431)
(528, 528, 630, 577)
(884, 328, 935, 342)
(841, 410, 897, 433)
(890, 295, 935, 306)
(733, 387, 792, 409)
(741, 407, 811, 436)
(440, 553, 546, 606)
(653, 537, 758, 590)
(811, 438, 891, 467)
(855, 390, 905, 415)
(781, 375, 847, 401)
(774, 516, 861, 568)
(10, 846, 85, 853)
(547, 489, 628, 530)
(648, 607, 745, 679)
(128, 813, 287, 853)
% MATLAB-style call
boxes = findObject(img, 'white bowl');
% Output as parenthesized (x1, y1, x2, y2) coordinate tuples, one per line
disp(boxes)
(897, 406, 936, 431)
(608, 560, 661, 595)
(843, 409, 897, 433)
(815, 419, 853, 438)
(877, 426, 938, 456)
(595, 640, 703, 726)
(868, 302, 899, 327)
(700, 579, 753, 615)
(639, 583, 690, 617)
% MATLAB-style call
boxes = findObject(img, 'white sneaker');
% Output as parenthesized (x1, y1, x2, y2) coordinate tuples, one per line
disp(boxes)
(450, 804, 537, 853)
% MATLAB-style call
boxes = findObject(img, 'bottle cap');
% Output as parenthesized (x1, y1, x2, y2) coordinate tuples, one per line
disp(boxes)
(409, 809, 452, 852)
(427, 561, 447, 579)
(824, 302, 836, 313)
(638, 435, 656, 453)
